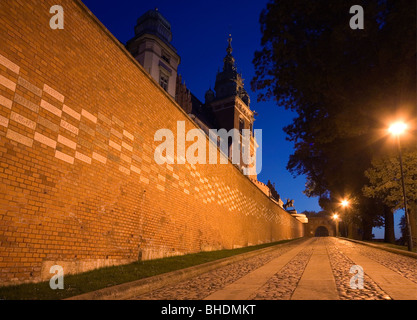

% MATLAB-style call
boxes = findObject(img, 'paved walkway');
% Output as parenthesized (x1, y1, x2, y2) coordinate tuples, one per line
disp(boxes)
(135, 237, 417, 300)
(335, 240, 417, 300)
(290, 238, 338, 300)
(204, 238, 314, 300)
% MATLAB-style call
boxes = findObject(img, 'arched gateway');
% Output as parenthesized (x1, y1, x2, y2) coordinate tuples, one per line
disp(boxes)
(304, 216, 335, 237)
(315, 226, 330, 237)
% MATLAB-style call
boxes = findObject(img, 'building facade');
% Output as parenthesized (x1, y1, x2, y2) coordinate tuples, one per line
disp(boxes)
(203, 35, 258, 180)
(126, 9, 180, 98)
(127, 9, 258, 180)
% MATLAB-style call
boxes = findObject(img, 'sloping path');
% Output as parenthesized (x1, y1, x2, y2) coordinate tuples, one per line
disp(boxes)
(335, 238, 417, 300)
(290, 238, 339, 300)
(204, 238, 315, 300)
(133, 237, 417, 300)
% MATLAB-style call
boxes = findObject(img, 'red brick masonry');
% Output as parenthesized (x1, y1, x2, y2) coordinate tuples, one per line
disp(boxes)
(0, 0, 303, 285)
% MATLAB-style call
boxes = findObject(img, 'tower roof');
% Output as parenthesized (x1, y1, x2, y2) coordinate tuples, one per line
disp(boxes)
(134, 8, 174, 48)
(223, 34, 236, 72)
(214, 34, 245, 101)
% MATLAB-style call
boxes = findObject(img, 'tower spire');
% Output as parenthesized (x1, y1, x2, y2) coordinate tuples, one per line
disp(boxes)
(227, 33, 232, 55)
(223, 33, 235, 72)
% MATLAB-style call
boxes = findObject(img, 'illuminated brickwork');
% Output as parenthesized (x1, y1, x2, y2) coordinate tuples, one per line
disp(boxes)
(0, 0, 303, 285)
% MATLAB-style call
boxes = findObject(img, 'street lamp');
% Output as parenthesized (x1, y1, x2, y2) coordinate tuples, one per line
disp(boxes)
(389, 121, 413, 251)
(333, 213, 339, 237)
(389, 122, 407, 136)
(340, 199, 350, 237)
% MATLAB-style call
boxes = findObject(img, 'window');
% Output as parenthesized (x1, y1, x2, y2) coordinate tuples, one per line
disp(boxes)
(161, 51, 170, 63)
(159, 73, 169, 92)
(239, 118, 244, 135)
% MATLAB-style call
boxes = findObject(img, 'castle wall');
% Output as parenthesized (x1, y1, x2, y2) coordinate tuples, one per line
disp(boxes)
(0, 0, 303, 285)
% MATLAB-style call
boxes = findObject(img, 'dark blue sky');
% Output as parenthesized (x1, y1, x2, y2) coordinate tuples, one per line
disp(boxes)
(82, 0, 397, 238)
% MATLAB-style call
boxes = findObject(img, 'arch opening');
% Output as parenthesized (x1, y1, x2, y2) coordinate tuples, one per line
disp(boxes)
(315, 226, 329, 237)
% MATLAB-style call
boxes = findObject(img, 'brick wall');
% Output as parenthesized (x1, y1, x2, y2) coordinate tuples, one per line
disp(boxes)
(0, 0, 304, 285)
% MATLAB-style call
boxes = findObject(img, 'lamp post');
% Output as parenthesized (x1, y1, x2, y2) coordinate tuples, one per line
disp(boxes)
(333, 213, 339, 237)
(389, 122, 413, 251)
(341, 199, 350, 237)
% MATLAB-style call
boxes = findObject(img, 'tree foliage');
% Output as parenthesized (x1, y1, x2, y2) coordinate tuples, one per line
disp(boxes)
(252, 0, 416, 238)
(363, 146, 417, 243)
(363, 148, 417, 210)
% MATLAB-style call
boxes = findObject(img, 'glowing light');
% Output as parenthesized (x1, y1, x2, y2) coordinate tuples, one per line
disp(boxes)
(341, 199, 350, 207)
(389, 122, 407, 135)
(332, 213, 339, 220)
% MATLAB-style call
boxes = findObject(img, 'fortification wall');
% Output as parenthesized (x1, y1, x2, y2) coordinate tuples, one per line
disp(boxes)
(0, 0, 303, 285)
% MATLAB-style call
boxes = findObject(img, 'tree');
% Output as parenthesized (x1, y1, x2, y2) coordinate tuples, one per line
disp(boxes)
(363, 147, 417, 245)
(399, 215, 408, 246)
(252, 0, 416, 239)
(301, 210, 329, 218)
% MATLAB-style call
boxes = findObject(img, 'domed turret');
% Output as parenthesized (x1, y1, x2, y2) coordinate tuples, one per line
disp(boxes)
(126, 8, 180, 98)
(134, 8, 173, 45)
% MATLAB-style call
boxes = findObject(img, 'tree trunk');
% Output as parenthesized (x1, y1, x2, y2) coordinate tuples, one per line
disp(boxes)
(384, 205, 396, 243)
(408, 201, 417, 250)
(362, 220, 373, 240)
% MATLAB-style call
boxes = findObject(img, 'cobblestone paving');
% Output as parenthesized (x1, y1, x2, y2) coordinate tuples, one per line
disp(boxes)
(248, 245, 313, 300)
(135, 240, 302, 300)
(134, 237, 417, 300)
(326, 238, 391, 300)
(336, 239, 417, 285)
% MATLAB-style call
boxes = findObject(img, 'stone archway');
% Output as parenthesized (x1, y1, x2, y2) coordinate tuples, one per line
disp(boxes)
(314, 226, 330, 237)
(304, 216, 335, 237)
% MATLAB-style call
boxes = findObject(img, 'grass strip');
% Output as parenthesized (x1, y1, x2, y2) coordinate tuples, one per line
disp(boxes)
(0, 238, 298, 300)
(364, 241, 412, 252)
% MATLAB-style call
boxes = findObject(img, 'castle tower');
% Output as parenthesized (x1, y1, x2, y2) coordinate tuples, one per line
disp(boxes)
(206, 35, 257, 179)
(126, 9, 180, 98)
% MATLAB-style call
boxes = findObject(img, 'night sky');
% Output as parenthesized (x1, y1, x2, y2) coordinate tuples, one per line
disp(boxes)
(81, 0, 398, 238)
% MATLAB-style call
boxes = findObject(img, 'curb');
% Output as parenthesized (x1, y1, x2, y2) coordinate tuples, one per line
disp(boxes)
(65, 237, 306, 300)
(339, 237, 417, 259)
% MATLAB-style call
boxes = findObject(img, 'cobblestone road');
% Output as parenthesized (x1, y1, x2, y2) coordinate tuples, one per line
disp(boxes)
(133, 237, 417, 300)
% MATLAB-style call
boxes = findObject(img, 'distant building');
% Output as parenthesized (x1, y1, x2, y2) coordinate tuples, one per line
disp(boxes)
(126, 8, 179, 98)
(127, 9, 258, 180)
(175, 74, 192, 114)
